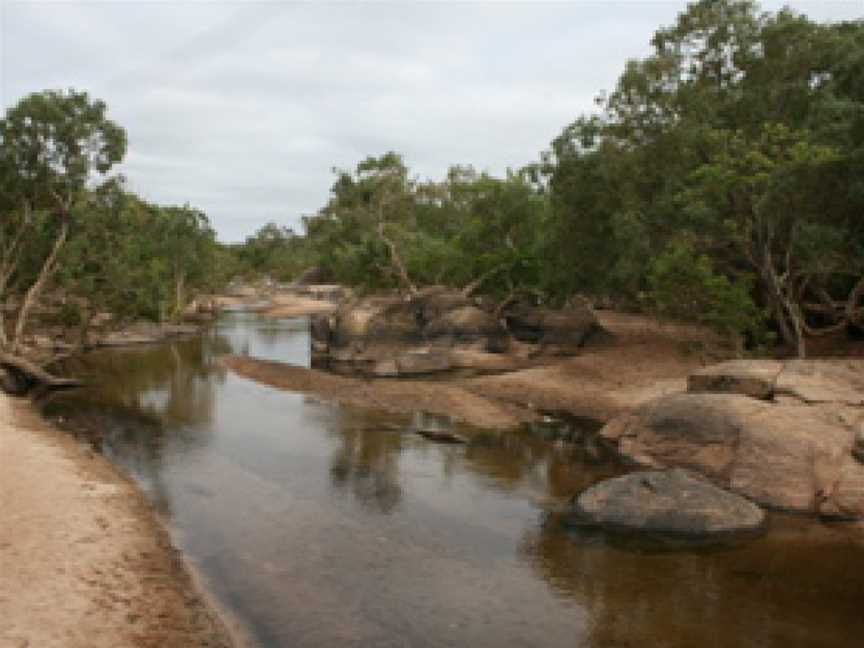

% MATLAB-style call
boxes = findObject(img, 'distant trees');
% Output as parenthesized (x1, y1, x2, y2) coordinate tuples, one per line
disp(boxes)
(299, 153, 547, 298)
(232, 222, 315, 282)
(221, 2, 864, 357)
(6, 3, 855, 359)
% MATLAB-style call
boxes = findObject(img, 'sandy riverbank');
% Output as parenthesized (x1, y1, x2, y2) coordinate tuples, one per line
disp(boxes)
(0, 394, 246, 648)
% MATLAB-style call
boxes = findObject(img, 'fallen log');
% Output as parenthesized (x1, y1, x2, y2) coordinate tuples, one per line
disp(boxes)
(0, 353, 82, 396)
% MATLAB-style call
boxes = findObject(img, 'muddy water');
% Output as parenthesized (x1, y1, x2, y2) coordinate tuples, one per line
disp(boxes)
(42, 312, 864, 648)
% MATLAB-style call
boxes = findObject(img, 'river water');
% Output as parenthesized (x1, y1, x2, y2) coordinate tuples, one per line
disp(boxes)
(42, 312, 864, 648)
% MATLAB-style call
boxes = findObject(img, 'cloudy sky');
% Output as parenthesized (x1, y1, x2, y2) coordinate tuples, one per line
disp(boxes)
(1, 1, 860, 241)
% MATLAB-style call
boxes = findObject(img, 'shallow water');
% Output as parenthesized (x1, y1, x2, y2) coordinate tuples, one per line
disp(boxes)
(43, 312, 864, 648)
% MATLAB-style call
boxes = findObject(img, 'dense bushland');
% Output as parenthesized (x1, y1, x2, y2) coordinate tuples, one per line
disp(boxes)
(3, 1, 862, 358)
(239, 0, 863, 356)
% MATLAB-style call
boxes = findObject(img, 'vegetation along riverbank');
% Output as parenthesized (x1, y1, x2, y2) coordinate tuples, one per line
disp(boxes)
(2, 0, 864, 645)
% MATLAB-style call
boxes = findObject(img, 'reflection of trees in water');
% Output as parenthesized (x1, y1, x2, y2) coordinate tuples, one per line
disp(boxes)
(43, 330, 237, 519)
(459, 429, 622, 499)
(518, 516, 864, 648)
(326, 408, 405, 513)
(54, 331, 232, 428)
(252, 322, 288, 349)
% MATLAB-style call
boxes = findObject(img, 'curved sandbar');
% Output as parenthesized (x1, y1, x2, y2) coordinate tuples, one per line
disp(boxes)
(0, 394, 243, 648)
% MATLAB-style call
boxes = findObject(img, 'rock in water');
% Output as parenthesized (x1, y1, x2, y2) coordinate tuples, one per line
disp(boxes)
(601, 360, 864, 519)
(571, 469, 765, 537)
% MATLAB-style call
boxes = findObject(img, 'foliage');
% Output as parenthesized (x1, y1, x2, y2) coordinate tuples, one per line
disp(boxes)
(647, 240, 764, 344)
(4, 2, 861, 359)
(537, 1, 864, 355)
(0, 90, 223, 351)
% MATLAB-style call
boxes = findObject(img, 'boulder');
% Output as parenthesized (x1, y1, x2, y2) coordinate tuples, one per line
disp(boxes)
(412, 286, 474, 324)
(425, 306, 508, 351)
(505, 305, 597, 353)
(0, 367, 24, 395)
(774, 360, 864, 406)
(310, 314, 332, 346)
(687, 360, 783, 399)
(600, 389, 864, 519)
(570, 468, 766, 537)
(330, 296, 414, 348)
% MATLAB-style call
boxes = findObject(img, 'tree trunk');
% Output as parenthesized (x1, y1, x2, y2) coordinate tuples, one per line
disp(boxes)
(11, 221, 69, 354)
(760, 261, 806, 358)
(376, 220, 416, 296)
(0, 216, 29, 350)
(174, 271, 186, 321)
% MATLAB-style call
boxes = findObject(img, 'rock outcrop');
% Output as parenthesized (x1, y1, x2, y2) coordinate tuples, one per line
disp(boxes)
(570, 468, 766, 537)
(313, 287, 598, 377)
(504, 305, 597, 354)
(601, 360, 864, 519)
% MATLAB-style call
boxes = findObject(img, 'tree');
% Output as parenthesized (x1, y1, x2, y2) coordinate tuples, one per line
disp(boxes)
(679, 124, 841, 356)
(540, 1, 864, 351)
(0, 89, 126, 352)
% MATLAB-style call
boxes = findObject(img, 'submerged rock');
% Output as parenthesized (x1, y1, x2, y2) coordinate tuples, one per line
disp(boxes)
(570, 469, 765, 537)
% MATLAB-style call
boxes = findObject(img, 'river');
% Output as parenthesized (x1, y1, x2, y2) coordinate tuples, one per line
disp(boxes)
(41, 312, 864, 647)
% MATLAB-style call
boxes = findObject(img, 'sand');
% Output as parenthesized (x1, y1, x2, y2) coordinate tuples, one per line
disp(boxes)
(0, 394, 243, 648)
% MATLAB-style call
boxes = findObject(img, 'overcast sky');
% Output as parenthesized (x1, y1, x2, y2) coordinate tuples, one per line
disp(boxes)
(1, 1, 861, 242)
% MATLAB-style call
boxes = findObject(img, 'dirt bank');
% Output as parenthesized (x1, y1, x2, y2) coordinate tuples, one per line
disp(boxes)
(223, 311, 726, 430)
(459, 311, 724, 423)
(221, 355, 536, 430)
(0, 394, 244, 648)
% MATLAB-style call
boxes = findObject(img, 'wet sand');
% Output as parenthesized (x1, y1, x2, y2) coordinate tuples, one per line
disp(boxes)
(0, 394, 244, 648)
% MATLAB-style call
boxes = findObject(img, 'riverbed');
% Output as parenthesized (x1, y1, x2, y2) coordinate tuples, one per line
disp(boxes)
(41, 312, 864, 648)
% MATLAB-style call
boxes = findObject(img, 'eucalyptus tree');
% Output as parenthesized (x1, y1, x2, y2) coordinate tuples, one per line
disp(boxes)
(0, 89, 126, 352)
(542, 0, 864, 353)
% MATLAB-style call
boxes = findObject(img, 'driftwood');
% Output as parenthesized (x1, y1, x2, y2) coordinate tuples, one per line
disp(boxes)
(0, 352, 82, 396)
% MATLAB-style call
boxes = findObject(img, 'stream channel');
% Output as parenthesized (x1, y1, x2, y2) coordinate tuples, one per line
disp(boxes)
(41, 311, 864, 647)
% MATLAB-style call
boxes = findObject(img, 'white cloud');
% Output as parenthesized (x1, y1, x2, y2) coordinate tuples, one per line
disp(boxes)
(2, 0, 861, 242)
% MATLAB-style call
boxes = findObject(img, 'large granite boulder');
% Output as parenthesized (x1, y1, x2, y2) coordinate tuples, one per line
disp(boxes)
(317, 289, 599, 375)
(504, 305, 597, 354)
(329, 296, 419, 348)
(318, 290, 514, 374)
(601, 360, 864, 519)
(425, 306, 508, 352)
(412, 286, 474, 324)
(570, 468, 765, 537)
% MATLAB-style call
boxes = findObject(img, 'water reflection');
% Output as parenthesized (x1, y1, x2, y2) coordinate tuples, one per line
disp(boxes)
(520, 515, 864, 648)
(39, 312, 864, 648)
(328, 408, 405, 513)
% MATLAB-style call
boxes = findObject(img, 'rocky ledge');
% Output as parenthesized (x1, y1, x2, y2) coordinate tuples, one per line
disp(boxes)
(311, 286, 599, 377)
(600, 359, 864, 520)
